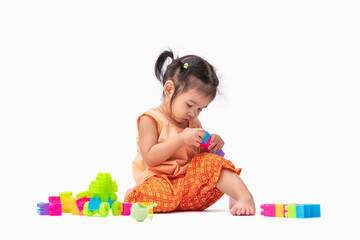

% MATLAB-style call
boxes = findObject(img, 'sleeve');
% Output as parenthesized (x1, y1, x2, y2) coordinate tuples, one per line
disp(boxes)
(136, 109, 163, 135)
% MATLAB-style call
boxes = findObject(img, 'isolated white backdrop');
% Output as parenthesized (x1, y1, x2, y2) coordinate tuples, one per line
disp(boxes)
(1, 0, 359, 239)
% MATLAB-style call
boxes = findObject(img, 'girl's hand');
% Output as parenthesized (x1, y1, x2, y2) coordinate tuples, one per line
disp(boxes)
(208, 134, 224, 152)
(181, 128, 205, 148)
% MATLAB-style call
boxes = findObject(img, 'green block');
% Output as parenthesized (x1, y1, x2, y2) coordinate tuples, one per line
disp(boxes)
(285, 205, 297, 218)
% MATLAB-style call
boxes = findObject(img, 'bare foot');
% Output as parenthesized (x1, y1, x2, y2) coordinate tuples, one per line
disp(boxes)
(123, 188, 133, 203)
(229, 195, 256, 216)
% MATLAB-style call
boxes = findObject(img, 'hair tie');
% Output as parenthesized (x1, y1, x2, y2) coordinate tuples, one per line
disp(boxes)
(213, 67, 216, 71)
(183, 62, 189, 69)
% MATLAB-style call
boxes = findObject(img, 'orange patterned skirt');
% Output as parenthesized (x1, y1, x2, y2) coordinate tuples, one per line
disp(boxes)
(126, 152, 241, 213)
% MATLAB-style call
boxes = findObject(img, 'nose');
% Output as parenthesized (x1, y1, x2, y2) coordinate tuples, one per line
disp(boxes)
(188, 109, 196, 118)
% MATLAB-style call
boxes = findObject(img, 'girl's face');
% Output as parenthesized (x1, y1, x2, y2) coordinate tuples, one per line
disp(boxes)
(169, 87, 213, 126)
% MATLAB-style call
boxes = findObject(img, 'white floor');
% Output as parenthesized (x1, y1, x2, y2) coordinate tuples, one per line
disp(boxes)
(6, 196, 356, 240)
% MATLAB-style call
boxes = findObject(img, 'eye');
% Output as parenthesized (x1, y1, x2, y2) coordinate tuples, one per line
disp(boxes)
(198, 108, 203, 112)
(187, 103, 193, 108)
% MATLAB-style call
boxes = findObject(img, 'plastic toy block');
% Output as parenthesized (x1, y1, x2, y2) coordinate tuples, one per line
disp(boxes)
(49, 196, 61, 203)
(284, 205, 297, 218)
(88, 197, 102, 212)
(76, 191, 91, 199)
(122, 203, 132, 216)
(89, 173, 118, 202)
(285, 204, 321, 218)
(59, 191, 73, 198)
(83, 173, 121, 217)
(262, 203, 321, 219)
(49, 202, 62, 216)
(276, 204, 285, 217)
(213, 150, 225, 157)
(76, 197, 90, 212)
(60, 192, 75, 213)
(37, 202, 49, 215)
(308, 204, 321, 218)
(141, 202, 156, 214)
(71, 201, 81, 215)
(260, 204, 276, 217)
(200, 131, 225, 157)
(201, 131, 211, 146)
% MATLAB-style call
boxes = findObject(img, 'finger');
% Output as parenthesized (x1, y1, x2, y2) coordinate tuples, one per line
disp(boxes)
(198, 129, 205, 138)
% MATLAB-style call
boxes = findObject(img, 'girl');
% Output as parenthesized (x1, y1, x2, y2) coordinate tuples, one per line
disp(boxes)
(125, 50, 255, 216)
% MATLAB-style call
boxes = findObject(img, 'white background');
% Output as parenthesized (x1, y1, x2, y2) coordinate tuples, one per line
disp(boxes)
(1, 0, 359, 239)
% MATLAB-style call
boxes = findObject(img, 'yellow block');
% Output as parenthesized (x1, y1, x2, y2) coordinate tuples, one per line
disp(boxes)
(276, 204, 284, 217)
(141, 202, 155, 214)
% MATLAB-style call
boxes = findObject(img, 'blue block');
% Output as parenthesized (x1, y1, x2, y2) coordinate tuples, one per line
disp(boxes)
(296, 205, 305, 218)
(309, 204, 321, 218)
(88, 197, 101, 211)
(202, 131, 211, 144)
(296, 204, 321, 218)
(37, 202, 49, 215)
(88, 196, 116, 212)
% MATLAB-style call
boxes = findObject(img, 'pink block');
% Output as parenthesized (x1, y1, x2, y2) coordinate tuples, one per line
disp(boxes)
(49, 203, 62, 216)
(49, 196, 61, 203)
(200, 136, 212, 151)
(76, 197, 90, 212)
(121, 203, 132, 216)
(260, 204, 276, 217)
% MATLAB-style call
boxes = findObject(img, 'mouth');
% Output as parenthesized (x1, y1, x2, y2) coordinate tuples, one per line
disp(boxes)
(182, 118, 190, 122)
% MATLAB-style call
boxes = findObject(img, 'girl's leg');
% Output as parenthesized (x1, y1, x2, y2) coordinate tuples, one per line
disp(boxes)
(216, 168, 256, 216)
(123, 188, 133, 203)
(125, 175, 182, 213)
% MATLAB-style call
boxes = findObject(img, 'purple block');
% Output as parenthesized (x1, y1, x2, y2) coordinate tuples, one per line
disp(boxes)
(37, 202, 49, 215)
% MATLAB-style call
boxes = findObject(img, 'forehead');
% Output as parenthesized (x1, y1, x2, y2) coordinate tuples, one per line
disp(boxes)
(180, 88, 213, 106)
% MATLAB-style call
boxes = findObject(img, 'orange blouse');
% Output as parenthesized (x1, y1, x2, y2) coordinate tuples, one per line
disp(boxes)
(132, 108, 202, 185)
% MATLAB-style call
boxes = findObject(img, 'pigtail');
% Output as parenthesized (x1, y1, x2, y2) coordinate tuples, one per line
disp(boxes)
(154, 50, 175, 84)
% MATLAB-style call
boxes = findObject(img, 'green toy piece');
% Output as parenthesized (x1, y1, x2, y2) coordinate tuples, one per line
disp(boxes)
(284, 205, 297, 218)
(130, 202, 157, 222)
(89, 173, 118, 202)
(111, 201, 123, 216)
(84, 173, 122, 217)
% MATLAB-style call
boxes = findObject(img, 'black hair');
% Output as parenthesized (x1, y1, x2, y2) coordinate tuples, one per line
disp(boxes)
(154, 49, 219, 112)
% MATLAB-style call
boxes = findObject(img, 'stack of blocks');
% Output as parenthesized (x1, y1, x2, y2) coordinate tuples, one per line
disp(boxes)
(85, 173, 122, 217)
(89, 173, 118, 203)
(60, 191, 76, 213)
(200, 131, 225, 157)
(37, 172, 158, 221)
(75, 191, 91, 215)
(37, 196, 63, 216)
(260, 204, 321, 218)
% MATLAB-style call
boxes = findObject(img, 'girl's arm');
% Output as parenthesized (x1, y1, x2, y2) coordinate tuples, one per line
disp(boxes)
(138, 115, 205, 167)
(138, 115, 184, 167)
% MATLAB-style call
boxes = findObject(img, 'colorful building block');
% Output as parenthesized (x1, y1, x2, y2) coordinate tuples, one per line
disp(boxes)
(260, 204, 276, 217)
(285, 204, 321, 218)
(261, 203, 321, 219)
(200, 131, 225, 157)
(37, 202, 49, 215)
(60, 191, 76, 213)
(122, 203, 132, 216)
(49, 196, 62, 216)
(83, 173, 122, 217)
(276, 204, 285, 217)
(76, 197, 91, 212)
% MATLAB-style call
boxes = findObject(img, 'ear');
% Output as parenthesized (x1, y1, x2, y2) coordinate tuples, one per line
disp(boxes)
(164, 80, 175, 97)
